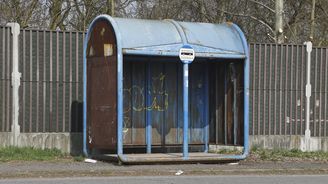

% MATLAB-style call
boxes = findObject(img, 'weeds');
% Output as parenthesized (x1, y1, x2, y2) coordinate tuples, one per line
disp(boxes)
(249, 147, 328, 161)
(0, 146, 66, 162)
(216, 148, 243, 155)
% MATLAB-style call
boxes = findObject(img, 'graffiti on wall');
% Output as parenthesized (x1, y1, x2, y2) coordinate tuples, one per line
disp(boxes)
(122, 72, 169, 136)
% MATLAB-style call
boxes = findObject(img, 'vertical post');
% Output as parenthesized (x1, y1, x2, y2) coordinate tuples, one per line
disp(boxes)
(83, 30, 88, 157)
(179, 44, 194, 159)
(275, 0, 284, 43)
(146, 63, 152, 154)
(232, 64, 238, 145)
(117, 50, 123, 157)
(305, 41, 312, 151)
(309, 0, 316, 41)
(204, 64, 209, 153)
(117, 33, 124, 158)
(224, 66, 228, 144)
(183, 63, 189, 159)
(111, 0, 115, 16)
(7, 23, 21, 146)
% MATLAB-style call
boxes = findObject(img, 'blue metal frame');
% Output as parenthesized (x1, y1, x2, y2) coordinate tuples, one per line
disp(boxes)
(182, 64, 189, 159)
(223, 23, 249, 159)
(204, 64, 209, 153)
(83, 15, 249, 161)
(146, 63, 152, 154)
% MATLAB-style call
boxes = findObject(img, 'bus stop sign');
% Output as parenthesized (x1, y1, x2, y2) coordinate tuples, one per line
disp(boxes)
(179, 45, 195, 64)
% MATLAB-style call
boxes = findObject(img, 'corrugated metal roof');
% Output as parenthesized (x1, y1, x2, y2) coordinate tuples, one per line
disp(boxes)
(88, 15, 247, 58)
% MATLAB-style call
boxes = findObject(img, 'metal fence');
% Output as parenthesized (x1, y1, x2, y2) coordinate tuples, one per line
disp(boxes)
(17, 28, 85, 133)
(0, 26, 12, 132)
(249, 43, 328, 137)
(1, 25, 328, 136)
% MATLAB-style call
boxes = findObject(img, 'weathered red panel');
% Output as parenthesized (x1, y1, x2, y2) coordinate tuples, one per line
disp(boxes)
(87, 20, 117, 149)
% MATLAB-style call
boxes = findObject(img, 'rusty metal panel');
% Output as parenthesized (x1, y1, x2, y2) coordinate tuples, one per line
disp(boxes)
(87, 57, 117, 148)
(209, 62, 225, 144)
(123, 61, 132, 145)
(189, 62, 206, 144)
(131, 61, 146, 145)
(150, 62, 166, 145)
(122, 58, 234, 146)
(164, 62, 179, 144)
(123, 59, 182, 146)
(207, 60, 244, 145)
(87, 20, 117, 149)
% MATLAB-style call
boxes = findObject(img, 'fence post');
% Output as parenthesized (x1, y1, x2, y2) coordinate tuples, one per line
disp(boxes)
(304, 41, 312, 151)
(7, 23, 21, 146)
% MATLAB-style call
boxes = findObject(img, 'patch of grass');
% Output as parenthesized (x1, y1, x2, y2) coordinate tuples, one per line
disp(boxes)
(211, 148, 243, 155)
(0, 146, 66, 162)
(73, 155, 85, 162)
(249, 147, 328, 161)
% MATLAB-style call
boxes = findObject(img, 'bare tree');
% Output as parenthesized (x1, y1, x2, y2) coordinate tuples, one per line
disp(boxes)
(275, 0, 284, 43)
(0, 0, 41, 28)
(1, 0, 328, 45)
(309, 0, 315, 40)
(47, 0, 72, 30)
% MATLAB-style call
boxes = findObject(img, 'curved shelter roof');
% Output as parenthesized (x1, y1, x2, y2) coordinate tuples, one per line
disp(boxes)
(86, 15, 248, 59)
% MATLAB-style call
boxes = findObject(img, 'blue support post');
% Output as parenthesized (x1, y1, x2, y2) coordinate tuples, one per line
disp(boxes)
(183, 63, 189, 159)
(82, 34, 88, 157)
(117, 55, 123, 156)
(204, 64, 209, 153)
(146, 63, 152, 153)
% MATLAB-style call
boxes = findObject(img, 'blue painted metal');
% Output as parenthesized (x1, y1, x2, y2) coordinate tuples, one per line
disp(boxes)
(221, 23, 249, 160)
(146, 63, 152, 153)
(183, 63, 189, 159)
(114, 18, 182, 49)
(178, 22, 245, 54)
(82, 22, 88, 157)
(84, 15, 249, 161)
(122, 43, 245, 58)
(204, 64, 209, 153)
(113, 18, 245, 58)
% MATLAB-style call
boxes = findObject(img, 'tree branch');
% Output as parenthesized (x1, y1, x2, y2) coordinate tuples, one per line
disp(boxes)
(249, 0, 275, 13)
(218, 9, 275, 34)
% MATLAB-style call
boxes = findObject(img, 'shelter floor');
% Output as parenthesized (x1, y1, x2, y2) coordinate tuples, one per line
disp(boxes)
(95, 152, 240, 164)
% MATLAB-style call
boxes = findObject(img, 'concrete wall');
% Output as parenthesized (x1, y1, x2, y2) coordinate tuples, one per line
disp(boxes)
(0, 132, 83, 155)
(250, 135, 328, 152)
(3, 133, 328, 154)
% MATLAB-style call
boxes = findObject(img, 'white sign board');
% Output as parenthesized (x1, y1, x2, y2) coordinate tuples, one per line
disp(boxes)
(179, 45, 195, 64)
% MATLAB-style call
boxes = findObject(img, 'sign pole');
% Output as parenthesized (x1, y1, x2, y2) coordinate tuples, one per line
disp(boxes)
(179, 45, 195, 160)
(183, 63, 189, 159)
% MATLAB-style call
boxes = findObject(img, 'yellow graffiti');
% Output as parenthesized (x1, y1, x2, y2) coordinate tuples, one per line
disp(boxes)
(123, 73, 169, 112)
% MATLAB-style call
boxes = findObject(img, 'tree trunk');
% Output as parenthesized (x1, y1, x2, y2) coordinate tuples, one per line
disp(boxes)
(309, 0, 316, 41)
(275, 0, 284, 43)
